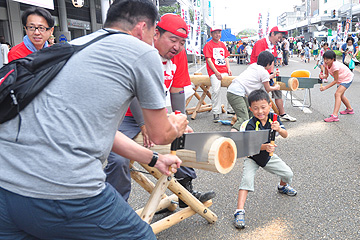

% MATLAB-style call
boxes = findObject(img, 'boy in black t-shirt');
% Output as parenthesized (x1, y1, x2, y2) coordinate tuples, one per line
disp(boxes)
(233, 89, 297, 229)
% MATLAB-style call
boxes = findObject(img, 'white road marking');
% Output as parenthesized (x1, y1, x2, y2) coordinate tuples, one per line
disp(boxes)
(289, 59, 299, 62)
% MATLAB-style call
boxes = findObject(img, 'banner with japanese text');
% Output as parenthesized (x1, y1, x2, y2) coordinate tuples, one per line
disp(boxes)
(258, 13, 263, 39)
(265, 12, 270, 36)
(181, 5, 193, 54)
(337, 22, 342, 41)
(192, 0, 201, 55)
(344, 19, 351, 38)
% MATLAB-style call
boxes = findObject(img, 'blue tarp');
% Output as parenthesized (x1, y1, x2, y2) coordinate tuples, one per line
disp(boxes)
(206, 29, 240, 42)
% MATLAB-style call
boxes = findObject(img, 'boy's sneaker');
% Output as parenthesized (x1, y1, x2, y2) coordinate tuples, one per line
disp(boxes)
(234, 210, 245, 229)
(213, 114, 220, 123)
(278, 184, 297, 196)
(280, 113, 297, 122)
(324, 114, 339, 122)
(340, 109, 354, 115)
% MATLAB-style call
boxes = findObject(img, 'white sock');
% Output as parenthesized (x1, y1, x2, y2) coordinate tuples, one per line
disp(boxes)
(235, 209, 245, 214)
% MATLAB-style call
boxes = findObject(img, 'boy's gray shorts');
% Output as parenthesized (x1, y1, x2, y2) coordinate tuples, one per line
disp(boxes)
(239, 154, 293, 192)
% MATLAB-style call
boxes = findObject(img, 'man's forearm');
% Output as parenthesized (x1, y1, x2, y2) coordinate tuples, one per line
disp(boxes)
(112, 131, 152, 164)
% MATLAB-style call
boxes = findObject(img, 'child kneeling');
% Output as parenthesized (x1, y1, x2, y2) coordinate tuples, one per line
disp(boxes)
(233, 89, 297, 229)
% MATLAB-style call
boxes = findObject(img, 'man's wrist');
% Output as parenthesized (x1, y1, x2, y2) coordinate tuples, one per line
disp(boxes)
(148, 151, 159, 167)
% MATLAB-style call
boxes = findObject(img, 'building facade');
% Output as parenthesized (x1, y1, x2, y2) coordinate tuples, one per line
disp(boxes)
(278, 0, 360, 41)
(0, 0, 103, 46)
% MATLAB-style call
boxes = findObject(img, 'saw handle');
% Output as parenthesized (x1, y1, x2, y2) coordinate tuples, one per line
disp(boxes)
(269, 114, 277, 157)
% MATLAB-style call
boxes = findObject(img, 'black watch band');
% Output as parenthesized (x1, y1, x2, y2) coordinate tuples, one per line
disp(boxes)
(148, 151, 158, 167)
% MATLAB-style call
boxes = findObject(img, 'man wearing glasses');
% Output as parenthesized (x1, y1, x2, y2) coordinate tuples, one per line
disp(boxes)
(8, 7, 54, 62)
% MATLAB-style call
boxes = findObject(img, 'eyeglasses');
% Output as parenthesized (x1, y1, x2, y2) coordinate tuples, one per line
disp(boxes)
(25, 26, 51, 33)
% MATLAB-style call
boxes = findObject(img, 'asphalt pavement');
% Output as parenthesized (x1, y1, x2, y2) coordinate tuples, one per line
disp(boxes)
(129, 54, 360, 239)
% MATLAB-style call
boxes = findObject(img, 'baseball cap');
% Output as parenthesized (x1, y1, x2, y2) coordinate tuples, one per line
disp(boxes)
(210, 26, 222, 32)
(157, 14, 188, 38)
(270, 26, 288, 35)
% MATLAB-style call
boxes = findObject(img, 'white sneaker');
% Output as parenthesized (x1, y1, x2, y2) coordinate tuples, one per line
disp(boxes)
(280, 113, 297, 122)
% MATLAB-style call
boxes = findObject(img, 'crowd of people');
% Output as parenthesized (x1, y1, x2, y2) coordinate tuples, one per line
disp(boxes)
(0, 0, 356, 238)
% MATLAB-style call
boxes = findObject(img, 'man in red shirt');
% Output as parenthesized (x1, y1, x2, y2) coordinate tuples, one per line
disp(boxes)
(203, 27, 232, 122)
(8, 7, 54, 62)
(251, 26, 296, 122)
(105, 14, 215, 206)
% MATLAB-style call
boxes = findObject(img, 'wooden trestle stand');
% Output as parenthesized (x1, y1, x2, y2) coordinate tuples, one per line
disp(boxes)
(130, 133, 237, 234)
(187, 74, 299, 119)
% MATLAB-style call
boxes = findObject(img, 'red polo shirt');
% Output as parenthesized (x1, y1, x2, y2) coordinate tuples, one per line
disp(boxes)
(250, 38, 278, 64)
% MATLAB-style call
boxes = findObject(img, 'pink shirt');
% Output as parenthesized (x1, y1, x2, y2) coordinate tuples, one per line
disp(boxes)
(326, 61, 353, 84)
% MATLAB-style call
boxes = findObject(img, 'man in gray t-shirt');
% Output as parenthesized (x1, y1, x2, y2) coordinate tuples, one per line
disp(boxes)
(0, 1, 188, 239)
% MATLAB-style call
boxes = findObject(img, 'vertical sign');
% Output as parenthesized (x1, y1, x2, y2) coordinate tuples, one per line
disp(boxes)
(208, 0, 211, 16)
(181, 5, 193, 54)
(192, 0, 201, 55)
(337, 22, 342, 42)
(258, 13, 263, 39)
(265, 11, 270, 36)
(344, 18, 351, 38)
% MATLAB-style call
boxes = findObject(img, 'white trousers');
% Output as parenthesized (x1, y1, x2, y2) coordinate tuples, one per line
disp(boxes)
(210, 73, 228, 114)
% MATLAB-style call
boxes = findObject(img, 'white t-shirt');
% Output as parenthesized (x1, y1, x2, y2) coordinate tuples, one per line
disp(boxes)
(227, 63, 270, 96)
(297, 42, 303, 50)
(245, 45, 252, 56)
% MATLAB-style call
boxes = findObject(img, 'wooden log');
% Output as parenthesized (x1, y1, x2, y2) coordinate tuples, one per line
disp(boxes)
(207, 137, 237, 174)
(140, 173, 172, 224)
(270, 98, 280, 115)
(194, 92, 207, 105)
(221, 104, 226, 113)
(130, 162, 177, 212)
(278, 77, 299, 91)
(151, 200, 213, 234)
(140, 164, 218, 224)
(134, 134, 237, 174)
(231, 115, 237, 125)
(199, 84, 212, 99)
(186, 104, 212, 115)
(191, 85, 209, 120)
(190, 75, 235, 87)
(130, 161, 156, 194)
(136, 194, 178, 215)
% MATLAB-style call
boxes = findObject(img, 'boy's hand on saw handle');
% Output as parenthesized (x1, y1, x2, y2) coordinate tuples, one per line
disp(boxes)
(264, 143, 277, 154)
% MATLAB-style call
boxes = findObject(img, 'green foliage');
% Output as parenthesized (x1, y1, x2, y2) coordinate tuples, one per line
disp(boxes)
(333, 50, 342, 56)
(159, 3, 180, 16)
(236, 29, 257, 38)
(292, 30, 299, 38)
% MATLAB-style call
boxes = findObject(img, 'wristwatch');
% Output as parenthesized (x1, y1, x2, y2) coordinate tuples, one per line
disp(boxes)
(148, 151, 158, 167)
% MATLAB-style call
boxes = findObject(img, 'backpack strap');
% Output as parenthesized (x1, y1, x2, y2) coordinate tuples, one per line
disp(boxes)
(74, 29, 128, 52)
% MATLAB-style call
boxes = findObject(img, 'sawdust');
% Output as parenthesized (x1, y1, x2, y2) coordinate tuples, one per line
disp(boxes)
(239, 218, 292, 240)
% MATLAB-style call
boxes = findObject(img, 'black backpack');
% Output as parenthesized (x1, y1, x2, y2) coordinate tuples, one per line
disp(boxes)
(0, 30, 122, 125)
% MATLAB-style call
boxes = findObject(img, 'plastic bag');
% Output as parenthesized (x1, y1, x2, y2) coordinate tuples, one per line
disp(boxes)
(349, 59, 355, 69)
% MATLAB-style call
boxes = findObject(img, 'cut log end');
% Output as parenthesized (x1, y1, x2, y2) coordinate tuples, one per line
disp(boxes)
(209, 137, 237, 174)
(218, 141, 236, 169)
